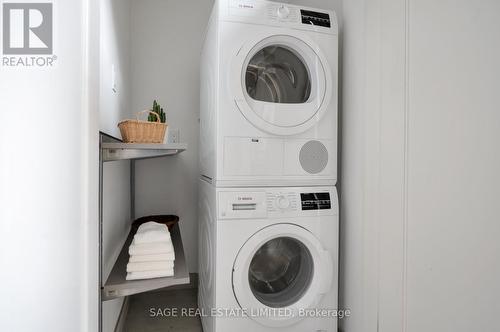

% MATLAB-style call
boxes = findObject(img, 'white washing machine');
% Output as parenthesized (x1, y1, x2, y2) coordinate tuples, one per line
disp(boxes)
(200, 0, 339, 187)
(198, 180, 339, 332)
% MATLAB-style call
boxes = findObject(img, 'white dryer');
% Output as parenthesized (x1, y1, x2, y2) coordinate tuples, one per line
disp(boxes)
(200, 0, 339, 187)
(198, 180, 339, 332)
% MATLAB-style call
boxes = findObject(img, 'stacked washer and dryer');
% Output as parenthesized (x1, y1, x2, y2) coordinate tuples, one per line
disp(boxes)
(199, 0, 339, 331)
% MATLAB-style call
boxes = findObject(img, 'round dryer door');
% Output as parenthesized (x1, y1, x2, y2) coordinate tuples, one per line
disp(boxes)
(232, 33, 333, 136)
(232, 223, 333, 327)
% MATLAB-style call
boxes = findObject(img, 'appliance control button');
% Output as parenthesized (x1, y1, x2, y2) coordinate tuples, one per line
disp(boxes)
(277, 5, 290, 19)
(276, 195, 290, 209)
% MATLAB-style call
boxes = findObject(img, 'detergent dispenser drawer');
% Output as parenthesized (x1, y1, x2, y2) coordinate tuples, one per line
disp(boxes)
(218, 191, 267, 220)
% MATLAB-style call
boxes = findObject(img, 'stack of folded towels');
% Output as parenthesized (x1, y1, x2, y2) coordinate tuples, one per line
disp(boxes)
(126, 222, 175, 281)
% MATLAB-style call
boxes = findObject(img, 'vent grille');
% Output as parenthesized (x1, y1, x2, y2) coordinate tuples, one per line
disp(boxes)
(299, 140, 328, 174)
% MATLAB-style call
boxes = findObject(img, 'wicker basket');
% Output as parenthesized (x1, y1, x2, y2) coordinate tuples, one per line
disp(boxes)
(118, 110, 167, 143)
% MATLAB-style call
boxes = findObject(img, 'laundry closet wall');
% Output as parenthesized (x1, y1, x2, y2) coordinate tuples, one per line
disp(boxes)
(0, 0, 99, 331)
(99, 0, 133, 330)
(340, 0, 500, 331)
(130, 0, 213, 273)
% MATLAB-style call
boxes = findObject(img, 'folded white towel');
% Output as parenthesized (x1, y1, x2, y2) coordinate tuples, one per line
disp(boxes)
(134, 222, 170, 244)
(129, 252, 175, 262)
(127, 260, 174, 273)
(131, 236, 172, 247)
(129, 241, 174, 256)
(126, 268, 174, 281)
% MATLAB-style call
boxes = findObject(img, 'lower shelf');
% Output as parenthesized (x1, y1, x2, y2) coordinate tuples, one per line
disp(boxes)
(102, 224, 190, 301)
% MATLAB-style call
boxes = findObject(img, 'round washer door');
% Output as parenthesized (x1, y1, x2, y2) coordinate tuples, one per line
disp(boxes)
(232, 33, 333, 136)
(232, 223, 333, 327)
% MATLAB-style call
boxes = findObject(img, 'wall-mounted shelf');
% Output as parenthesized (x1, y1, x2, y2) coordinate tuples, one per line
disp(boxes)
(102, 224, 189, 301)
(98, 133, 189, 331)
(101, 142, 187, 162)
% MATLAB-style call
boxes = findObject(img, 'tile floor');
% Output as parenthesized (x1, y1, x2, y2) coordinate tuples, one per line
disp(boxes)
(124, 288, 202, 332)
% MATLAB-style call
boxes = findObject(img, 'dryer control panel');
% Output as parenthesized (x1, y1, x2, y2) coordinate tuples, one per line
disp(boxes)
(300, 9, 331, 28)
(224, 0, 338, 35)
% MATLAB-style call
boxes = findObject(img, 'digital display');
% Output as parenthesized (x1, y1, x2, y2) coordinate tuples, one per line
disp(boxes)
(301, 192, 331, 210)
(301, 9, 331, 28)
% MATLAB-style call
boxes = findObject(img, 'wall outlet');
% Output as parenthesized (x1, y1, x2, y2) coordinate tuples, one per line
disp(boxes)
(167, 128, 180, 143)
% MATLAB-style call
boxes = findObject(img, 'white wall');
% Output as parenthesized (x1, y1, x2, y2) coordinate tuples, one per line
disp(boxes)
(84, 0, 101, 330)
(99, 0, 133, 331)
(130, 0, 214, 272)
(100, 0, 132, 137)
(0, 0, 92, 331)
(340, 0, 500, 331)
(338, 0, 380, 330)
(405, 1, 500, 330)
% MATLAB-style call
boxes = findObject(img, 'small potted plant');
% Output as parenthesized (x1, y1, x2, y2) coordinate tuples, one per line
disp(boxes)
(118, 100, 168, 143)
(148, 100, 167, 123)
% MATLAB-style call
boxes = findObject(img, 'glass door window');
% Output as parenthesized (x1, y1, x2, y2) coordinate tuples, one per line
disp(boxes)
(245, 46, 311, 104)
(248, 237, 314, 308)
(233, 34, 332, 135)
(232, 223, 333, 327)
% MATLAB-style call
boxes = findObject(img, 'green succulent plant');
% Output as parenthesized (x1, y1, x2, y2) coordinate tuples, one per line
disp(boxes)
(148, 100, 167, 123)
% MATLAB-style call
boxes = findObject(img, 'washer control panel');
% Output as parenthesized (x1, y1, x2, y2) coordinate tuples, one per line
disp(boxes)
(265, 188, 336, 218)
(218, 187, 337, 220)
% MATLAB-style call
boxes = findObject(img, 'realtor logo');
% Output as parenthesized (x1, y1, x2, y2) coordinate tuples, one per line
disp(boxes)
(2, 3, 53, 54)
(1, 1, 56, 67)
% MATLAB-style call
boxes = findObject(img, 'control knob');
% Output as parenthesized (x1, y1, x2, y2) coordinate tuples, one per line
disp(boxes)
(277, 5, 290, 19)
(276, 195, 290, 210)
